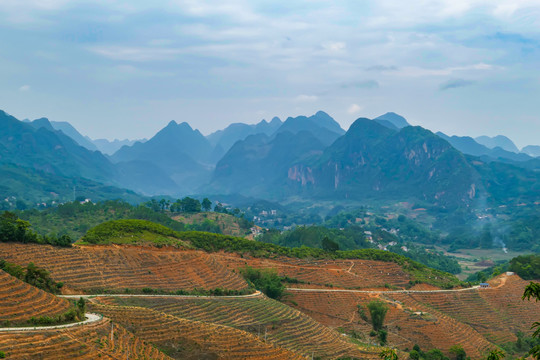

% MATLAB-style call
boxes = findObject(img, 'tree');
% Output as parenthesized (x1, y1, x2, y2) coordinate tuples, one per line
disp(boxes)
(485, 349, 505, 360)
(378, 329, 388, 345)
(523, 281, 540, 359)
(367, 300, 389, 331)
(409, 350, 420, 360)
(449, 345, 466, 360)
(240, 266, 284, 300)
(77, 297, 86, 319)
(181, 197, 201, 213)
(379, 348, 398, 360)
(425, 349, 449, 360)
(202, 198, 212, 212)
(321, 236, 339, 252)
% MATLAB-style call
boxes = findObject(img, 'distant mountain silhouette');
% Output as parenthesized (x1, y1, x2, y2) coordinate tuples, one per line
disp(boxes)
(207, 117, 282, 161)
(209, 131, 325, 196)
(2, 108, 538, 207)
(475, 135, 519, 153)
(93, 138, 144, 155)
(522, 145, 540, 157)
(437, 132, 532, 162)
(112, 120, 213, 194)
(48, 120, 99, 151)
(274, 111, 345, 146)
(374, 112, 411, 129)
(5, 113, 114, 182)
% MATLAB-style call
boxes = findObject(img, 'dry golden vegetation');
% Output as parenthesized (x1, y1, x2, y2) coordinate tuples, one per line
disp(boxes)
(284, 274, 540, 358)
(0, 318, 172, 359)
(95, 293, 380, 359)
(0, 270, 73, 325)
(91, 300, 306, 360)
(1, 241, 538, 359)
(0, 243, 248, 293)
(216, 253, 412, 289)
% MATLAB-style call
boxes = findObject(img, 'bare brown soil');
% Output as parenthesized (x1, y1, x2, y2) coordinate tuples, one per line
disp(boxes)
(0, 270, 73, 324)
(0, 243, 249, 293)
(0, 318, 172, 359)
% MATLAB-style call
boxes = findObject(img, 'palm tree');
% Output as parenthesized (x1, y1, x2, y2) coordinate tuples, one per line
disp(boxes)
(379, 348, 398, 360)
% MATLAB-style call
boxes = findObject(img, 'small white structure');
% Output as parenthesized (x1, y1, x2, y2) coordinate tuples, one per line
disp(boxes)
(506, 271, 515, 276)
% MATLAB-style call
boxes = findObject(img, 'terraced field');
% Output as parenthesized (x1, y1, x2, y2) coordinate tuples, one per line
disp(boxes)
(216, 253, 412, 289)
(93, 294, 380, 359)
(0, 270, 74, 324)
(0, 318, 171, 359)
(91, 301, 305, 359)
(0, 243, 248, 293)
(285, 289, 495, 358)
(285, 274, 540, 358)
(399, 275, 540, 345)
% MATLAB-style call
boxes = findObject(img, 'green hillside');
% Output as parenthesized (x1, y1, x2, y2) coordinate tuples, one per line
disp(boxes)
(79, 219, 189, 248)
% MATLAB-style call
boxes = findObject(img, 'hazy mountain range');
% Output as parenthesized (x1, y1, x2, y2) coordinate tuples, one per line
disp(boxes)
(2, 108, 539, 209)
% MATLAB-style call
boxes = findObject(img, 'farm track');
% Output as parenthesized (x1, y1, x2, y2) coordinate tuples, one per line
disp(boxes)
(286, 285, 481, 294)
(90, 294, 380, 359)
(0, 317, 173, 359)
(0, 313, 102, 332)
(285, 274, 540, 358)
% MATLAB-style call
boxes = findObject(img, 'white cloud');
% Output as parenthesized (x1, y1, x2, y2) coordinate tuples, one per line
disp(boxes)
(322, 41, 346, 52)
(347, 104, 363, 114)
(295, 94, 318, 102)
(397, 63, 500, 77)
(19, 85, 31, 92)
(88, 46, 183, 62)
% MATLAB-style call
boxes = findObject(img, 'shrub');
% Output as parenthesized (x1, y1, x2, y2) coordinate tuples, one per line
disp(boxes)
(240, 266, 285, 300)
(367, 300, 388, 331)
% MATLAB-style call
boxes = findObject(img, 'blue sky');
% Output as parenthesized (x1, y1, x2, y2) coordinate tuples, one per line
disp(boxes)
(1, 0, 539, 147)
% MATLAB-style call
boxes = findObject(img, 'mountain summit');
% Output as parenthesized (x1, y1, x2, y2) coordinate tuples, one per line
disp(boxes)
(374, 112, 411, 130)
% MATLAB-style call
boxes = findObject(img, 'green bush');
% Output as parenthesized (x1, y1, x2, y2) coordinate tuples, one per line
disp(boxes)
(367, 300, 388, 331)
(240, 266, 285, 300)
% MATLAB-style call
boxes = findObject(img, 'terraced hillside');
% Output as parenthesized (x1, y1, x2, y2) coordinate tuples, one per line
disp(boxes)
(0, 243, 248, 293)
(91, 301, 306, 360)
(397, 275, 540, 345)
(285, 288, 495, 358)
(216, 253, 413, 289)
(96, 293, 380, 359)
(285, 274, 540, 358)
(0, 270, 74, 324)
(0, 318, 172, 359)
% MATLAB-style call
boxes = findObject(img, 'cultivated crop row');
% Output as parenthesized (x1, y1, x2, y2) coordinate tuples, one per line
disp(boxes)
(0, 270, 73, 324)
(92, 302, 304, 359)
(0, 243, 248, 292)
(0, 318, 171, 359)
(94, 294, 379, 359)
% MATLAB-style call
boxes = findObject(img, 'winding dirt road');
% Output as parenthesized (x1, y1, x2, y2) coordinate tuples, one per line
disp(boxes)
(0, 313, 102, 332)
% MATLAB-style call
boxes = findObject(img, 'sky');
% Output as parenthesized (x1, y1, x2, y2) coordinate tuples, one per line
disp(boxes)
(1, 1, 539, 148)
